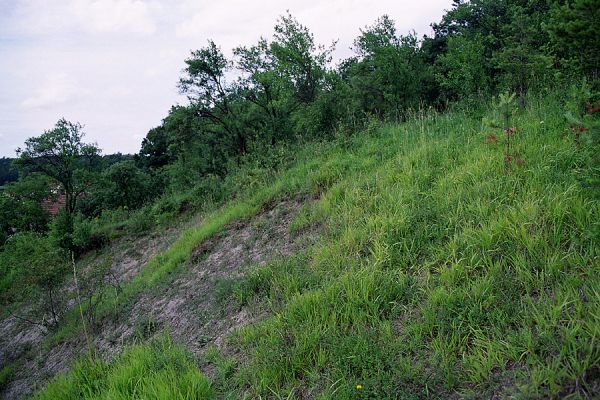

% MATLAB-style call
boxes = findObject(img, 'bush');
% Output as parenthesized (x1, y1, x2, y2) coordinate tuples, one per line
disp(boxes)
(189, 174, 226, 209)
(0, 193, 49, 246)
(0, 364, 15, 392)
(0, 232, 68, 322)
(127, 208, 155, 234)
(49, 210, 74, 251)
(72, 214, 108, 254)
(104, 160, 152, 210)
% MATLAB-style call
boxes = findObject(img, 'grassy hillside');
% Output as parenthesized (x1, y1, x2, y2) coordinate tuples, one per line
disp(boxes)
(33, 93, 599, 399)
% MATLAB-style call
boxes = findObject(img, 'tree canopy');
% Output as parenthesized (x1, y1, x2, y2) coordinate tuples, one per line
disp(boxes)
(14, 119, 101, 215)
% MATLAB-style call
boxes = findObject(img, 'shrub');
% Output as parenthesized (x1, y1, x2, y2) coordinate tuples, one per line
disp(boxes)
(72, 214, 108, 254)
(0, 364, 15, 391)
(0, 232, 68, 324)
(127, 208, 155, 234)
(49, 209, 74, 251)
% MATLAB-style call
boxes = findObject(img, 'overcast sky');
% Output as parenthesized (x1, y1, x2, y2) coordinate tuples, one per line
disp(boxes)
(0, 0, 453, 157)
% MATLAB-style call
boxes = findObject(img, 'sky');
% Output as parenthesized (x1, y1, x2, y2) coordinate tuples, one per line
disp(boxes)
(0, 0, 454, 157)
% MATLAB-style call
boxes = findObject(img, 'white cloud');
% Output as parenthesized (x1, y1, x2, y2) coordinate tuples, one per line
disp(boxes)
(3, 0, 156, 36)
(107, 86, 133, 97)
(21, 73, 85, 109)
(71, 0, 156, 35)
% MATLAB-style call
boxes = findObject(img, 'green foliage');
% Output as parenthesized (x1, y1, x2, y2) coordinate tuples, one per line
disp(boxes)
(348, 16, 432, 119)
(14, 119, 101, 215)
(103, 160, 151, 209)
(31, 91, 600, 399)
(233, 37, 293, 145)
(71, 213, 108, 254)
(49, 209, 75, 251)
(136, 126, 173, 169)
(127, 208, 155, 234)
(562, 80, 600, 196)
(35, 338, 213, 400)
(179, 41, 247, 158)
(5, 5, 600, 399)
(0, 173, 53, 244)
(270, 12, 333, 104)
(71, 213, 92, 250)
(133, 6, 598, 201)
(3, 173, 53, 203)
(224, 94, 599, 399)
(0, 231, 68, 318)
(0, 196, 48, 246)
(492, 6, 553, 107)
(564, 78, 594, 118)
(0, 364, 15, 391)
(0, 157, 18, 187)
(436, 34, 489, 100)
(547, 0, 600, 78)
(498, 91, 517, 128)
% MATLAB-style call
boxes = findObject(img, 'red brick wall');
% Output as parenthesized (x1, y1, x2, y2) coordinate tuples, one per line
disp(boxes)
(41, 193, 66, 217)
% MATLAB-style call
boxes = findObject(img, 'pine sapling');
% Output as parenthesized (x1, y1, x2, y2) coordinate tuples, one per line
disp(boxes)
(485, 92, 523, 172)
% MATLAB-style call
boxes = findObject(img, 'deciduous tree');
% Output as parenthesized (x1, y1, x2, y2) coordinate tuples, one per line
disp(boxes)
(14, 119, 101, 215)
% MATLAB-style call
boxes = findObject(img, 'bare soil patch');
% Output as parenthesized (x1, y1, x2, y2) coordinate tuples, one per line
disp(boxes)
(0, 226, 181, 399)
(0, 196, 318, 399)
(96, 196, 318, 359)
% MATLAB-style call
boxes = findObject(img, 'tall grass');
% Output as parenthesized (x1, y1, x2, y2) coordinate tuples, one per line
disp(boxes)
(225, 95, 599, 398)
(34, 338, 213, 400)
(38, 92, 599, 398)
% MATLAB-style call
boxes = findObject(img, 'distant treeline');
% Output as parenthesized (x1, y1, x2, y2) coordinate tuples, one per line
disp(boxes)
(0, 154, 134, 189)
(102, 153, 134, 166)
(0, 158, 18, 187)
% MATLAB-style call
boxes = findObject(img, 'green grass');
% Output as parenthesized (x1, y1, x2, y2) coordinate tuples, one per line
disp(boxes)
(33, 338, 213, 400)
(0, 363, 16, 392)
(36, 92, 599, 398)
(224, 95, 599, 398)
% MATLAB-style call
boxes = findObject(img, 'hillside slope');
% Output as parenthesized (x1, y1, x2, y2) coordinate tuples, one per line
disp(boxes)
(4, 94, 599, 399)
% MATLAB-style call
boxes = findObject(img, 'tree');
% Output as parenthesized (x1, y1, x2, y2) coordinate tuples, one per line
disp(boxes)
(0, 232, 68, 326)
(431, 0, 511, 56)
(104, 160, 150, 210)
(179, 41, 248, 156)
(0, 174, 52, 244)
(0, 196, 47, 246)
(234, 38, 293, 145)
(137, 125, 174, 169)
(492, 5, 552, 107)
(547, 0, 600, 79)
(436, 34, 489, 100)
(162, 105, 232, 183)
(270, 12, 334, 105)
(0, 157, 18, 187)
(429, 0, 555, 102)
(348, 16, 431, 119)
(14, 119, 101, 216)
